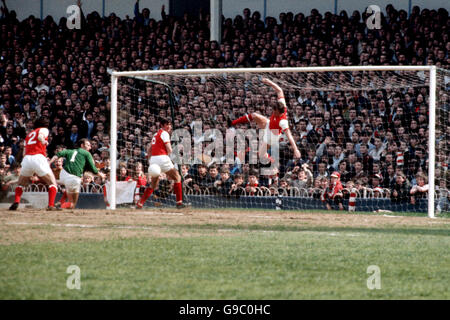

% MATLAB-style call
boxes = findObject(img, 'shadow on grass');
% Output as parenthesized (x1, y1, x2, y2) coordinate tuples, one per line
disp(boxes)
(167, 223, 450, 237)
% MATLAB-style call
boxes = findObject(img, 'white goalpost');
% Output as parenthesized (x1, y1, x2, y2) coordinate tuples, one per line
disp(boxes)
(110, 65, 446, 218)
(428, 66, 437, 218)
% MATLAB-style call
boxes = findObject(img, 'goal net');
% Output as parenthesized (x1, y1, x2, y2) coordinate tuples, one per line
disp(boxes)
(110, 66, 447, 218)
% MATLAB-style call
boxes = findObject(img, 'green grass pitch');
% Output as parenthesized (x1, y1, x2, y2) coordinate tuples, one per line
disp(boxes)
(0, 208, 449, 299)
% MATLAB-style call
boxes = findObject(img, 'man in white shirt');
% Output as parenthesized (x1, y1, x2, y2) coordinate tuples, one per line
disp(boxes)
(34, 75, 49, 93)
(368, 137, 387, 161)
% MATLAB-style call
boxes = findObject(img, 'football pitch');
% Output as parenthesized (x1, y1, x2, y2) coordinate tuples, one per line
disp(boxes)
(0, 208, 449, 300)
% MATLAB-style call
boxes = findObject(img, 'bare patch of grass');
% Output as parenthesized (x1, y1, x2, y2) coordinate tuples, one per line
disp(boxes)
(0, 208, 448, 245)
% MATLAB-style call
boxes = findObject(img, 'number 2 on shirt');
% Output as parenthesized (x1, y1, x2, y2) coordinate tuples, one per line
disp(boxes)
(27, 131, 37, 145)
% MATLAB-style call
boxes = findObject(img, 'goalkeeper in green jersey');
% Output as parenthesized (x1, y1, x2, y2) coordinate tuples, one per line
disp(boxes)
(50, 139, 105, 209)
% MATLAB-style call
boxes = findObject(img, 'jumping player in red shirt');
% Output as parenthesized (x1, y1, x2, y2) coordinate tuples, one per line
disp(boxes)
(136, 118, 188, 209)
(230, 77, 301, 162)
(9, 116, 60, 211)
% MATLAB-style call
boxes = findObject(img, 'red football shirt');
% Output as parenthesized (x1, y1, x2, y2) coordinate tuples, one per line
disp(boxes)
(269, 110, 289, 134)
(151, 129, 170, 156)
(24, 128, 48, 156)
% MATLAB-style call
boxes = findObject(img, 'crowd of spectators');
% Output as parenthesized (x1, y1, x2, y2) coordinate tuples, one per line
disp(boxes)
(0, 0, 449, 210)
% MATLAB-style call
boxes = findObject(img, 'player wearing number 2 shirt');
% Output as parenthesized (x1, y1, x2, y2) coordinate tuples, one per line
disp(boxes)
(9, 116, 60, 211)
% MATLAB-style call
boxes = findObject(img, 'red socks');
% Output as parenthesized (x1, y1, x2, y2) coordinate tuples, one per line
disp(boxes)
(232, 114, 253, 126)
(102, 185, 109, 207)
(14, 185, 59, 208)
(174, 182, 182, 203)
(139, 187, 154, 206)
(61, 202, 73, 209)
(14, 186, 23, 203)
(60, 191, 67, 204)
(48, 185, 57, 207)
(139, 183, 182, 206)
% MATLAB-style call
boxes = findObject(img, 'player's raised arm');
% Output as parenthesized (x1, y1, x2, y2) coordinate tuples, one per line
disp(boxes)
(284, 127, 301, 159)
(261, 77, 286, 104)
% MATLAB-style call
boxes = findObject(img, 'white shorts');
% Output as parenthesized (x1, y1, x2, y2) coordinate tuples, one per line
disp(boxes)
(263, 122, 280, 145)
(149, 155, 174, 173)
(21, 154, 53, 177)
(262, 122, 288, 146)
(59, 168, 82, 193)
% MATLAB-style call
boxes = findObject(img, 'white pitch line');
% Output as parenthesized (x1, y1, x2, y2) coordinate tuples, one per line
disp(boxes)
(218, 229, 243, 232)
(248, 215, 275, 219)
(112, 225, 153, 230)
(217, 228, 361, 237)
(122, 211, 185, 216)
(5, 221, 153, 231)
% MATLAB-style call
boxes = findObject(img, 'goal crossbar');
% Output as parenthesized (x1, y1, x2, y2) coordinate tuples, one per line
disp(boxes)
(112, 65, 433, 77)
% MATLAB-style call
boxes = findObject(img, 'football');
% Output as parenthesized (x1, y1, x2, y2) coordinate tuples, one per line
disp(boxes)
(148, 164, 161, 177)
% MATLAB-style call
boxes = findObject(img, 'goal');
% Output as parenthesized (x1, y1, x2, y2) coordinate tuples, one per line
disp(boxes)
(110, 66, 448, 218)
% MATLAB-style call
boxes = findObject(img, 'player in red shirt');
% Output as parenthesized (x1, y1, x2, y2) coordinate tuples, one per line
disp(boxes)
(136, 118, 188, 209)
(9, 116, 60, 211)
(230, 77, 301, 162)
